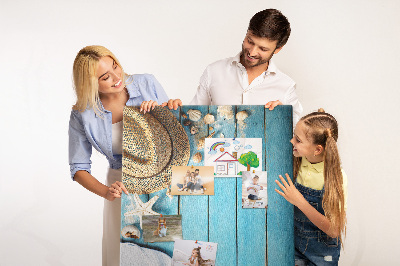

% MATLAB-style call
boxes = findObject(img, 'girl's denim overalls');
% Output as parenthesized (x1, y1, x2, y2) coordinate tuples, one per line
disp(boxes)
(294, 182, 340, 266)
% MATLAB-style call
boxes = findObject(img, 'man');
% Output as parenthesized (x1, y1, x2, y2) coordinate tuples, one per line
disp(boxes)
(194, 169, 206, 194)
(190, 9, 302, 124)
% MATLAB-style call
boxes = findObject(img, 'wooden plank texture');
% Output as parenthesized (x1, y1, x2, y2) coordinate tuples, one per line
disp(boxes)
(179, 106, 209, 242)
(208, 105, 237, 266)
(121, 105, 294, 265)
(265, 105, 294, 266)
(236, 105, 267, 266)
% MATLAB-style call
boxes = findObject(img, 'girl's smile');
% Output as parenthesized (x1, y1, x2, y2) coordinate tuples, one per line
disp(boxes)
(291, 121, 324, 163)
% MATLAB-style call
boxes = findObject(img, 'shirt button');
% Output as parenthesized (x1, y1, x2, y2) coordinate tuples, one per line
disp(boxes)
(308, 172, 311, 175)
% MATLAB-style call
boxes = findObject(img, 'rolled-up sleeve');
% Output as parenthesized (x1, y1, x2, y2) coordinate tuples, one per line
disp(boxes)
(68, 110, 92, 180)
(148, 74, 169, 104)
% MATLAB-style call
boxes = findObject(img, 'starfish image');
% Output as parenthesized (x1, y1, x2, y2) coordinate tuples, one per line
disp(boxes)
(124, 194, 160, 228)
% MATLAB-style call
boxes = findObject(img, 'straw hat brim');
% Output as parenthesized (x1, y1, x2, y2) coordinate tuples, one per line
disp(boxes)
(122, 106, 190, 194)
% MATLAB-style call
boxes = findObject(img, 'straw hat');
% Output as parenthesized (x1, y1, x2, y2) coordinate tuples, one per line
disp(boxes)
(122, 106, 190, 194)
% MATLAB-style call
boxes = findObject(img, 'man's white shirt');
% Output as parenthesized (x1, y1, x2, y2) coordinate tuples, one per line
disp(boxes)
(190, 53, 303, 125)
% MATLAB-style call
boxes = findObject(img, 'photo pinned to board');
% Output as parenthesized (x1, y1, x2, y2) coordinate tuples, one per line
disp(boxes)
(242, 171, 268, 209)
(142, 214, 183, 243)
(171, 166, 214, 195)
(172, 239, 218, 266)
(204, 138, 262, 177)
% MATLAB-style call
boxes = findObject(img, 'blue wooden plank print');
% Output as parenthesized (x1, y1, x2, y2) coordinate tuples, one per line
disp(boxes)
(120, 105, 294, 265)
(236, 105, 267, 266)
(179, 106, 209, 242)
(265, 105, 294, 266)
(208, 105, 237, 266)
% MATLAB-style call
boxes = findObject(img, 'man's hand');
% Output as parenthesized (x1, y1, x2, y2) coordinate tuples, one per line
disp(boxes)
(264, 100, 282, 110)
(161, 99, 182, 110)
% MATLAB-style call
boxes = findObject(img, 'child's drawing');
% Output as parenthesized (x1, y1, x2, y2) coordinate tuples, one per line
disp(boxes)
(205, 138, 262, 177)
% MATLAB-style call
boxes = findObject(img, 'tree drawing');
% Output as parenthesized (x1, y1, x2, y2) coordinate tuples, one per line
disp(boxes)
(238, 151, 259, 171)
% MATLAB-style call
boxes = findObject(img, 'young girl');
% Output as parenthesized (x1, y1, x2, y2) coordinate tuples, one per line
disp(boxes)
(185, 247, 210, 266)
(275, 108, 347, 265)
(69, 45, 180, 266)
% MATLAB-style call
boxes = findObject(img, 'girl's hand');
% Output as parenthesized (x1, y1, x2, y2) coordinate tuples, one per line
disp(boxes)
(105, 181, 129, 201)
(140, 100, 159, 114)
(161, 99, 182, 110)
(275, 173, 306, 207)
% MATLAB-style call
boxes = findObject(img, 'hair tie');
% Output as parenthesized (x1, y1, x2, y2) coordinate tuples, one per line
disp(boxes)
(325, 128, 332, 138)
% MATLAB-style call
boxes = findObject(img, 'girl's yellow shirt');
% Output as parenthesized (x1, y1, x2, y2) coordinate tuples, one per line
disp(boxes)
(296, 157, 348, 210)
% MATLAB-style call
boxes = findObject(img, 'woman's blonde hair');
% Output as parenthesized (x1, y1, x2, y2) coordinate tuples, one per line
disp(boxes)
(72, 45, 124, 115)
(293, 108, 346, 245)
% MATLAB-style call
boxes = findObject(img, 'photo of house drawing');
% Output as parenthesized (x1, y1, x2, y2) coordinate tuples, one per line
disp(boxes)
(204, 138, 263, 177)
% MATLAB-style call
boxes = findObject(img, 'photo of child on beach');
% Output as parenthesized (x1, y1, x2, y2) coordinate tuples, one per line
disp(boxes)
(172, 239, 217, 266)
(171, 166, 214, 195)
(241, 171, 267, 208)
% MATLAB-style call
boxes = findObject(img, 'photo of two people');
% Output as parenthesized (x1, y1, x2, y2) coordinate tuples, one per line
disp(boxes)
(171, 166, 214, 195)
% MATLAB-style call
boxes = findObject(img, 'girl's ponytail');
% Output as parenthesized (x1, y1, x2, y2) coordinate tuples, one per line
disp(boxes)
(297, 109, 346, 245)
(323, 129, 346, 245)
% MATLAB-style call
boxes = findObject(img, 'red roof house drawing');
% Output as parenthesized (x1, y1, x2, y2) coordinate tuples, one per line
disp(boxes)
(214, 152, 238, 176)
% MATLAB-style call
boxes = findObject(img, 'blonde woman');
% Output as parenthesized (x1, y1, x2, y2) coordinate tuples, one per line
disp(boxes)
(69, 45, 178, 265)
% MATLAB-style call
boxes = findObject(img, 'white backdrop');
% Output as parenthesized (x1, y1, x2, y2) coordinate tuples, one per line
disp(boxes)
(1, 0, 399, 265)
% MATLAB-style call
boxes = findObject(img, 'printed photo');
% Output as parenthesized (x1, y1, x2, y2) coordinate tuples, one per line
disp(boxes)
(172, 239, 218, 266)
(142, 215, 182, 243)
(171, 166, 214, 195)
(242, 171, 268, 209)
(204, 138, 263, 177)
